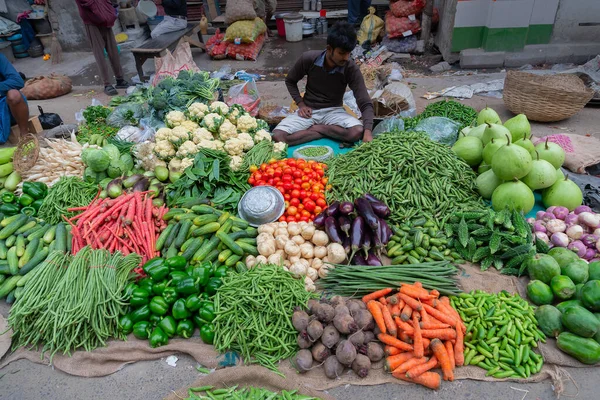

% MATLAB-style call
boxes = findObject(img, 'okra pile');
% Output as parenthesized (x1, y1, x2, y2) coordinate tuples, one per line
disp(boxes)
(451, 290, 546, 379)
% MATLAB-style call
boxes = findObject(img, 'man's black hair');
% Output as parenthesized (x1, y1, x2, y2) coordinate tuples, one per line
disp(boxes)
(327, 22, 357, 53)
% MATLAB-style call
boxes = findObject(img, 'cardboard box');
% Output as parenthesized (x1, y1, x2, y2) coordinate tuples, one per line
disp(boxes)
(10, 115, 43, 138)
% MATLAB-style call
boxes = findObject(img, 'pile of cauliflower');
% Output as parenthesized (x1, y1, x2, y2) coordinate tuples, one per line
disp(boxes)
(151, 101, 281, 174)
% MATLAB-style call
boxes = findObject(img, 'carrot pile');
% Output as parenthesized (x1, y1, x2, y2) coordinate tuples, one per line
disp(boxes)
(363, 283, 466, 390)
(66, 192, 168, 266)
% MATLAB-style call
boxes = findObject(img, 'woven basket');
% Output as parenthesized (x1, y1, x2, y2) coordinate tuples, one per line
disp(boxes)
(503, 71, 594, 122)
(13, 134, 40, 174)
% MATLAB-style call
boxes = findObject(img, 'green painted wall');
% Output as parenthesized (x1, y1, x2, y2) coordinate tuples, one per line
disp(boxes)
(482, 27, 529, 52)
(451, 27, 485, 52)
(526, 24, 554, 45)
(452, 25, 554, 52)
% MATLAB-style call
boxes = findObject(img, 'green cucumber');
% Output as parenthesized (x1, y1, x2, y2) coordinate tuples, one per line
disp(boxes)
(156, 224, 174, 252)
(19, 237, 39, 267)
(15, 235, 25, 257)
(7, 247, 18, 275)
(192, 222, 221, 237)
(0, 214, 28, 239)
(174, 220, 192, 249)
(215, 231, 243, 256)
(43, 225, 57, 244)
(181, 238, 203, 261)
(19, 248, 49, 276)
(15, 220, 37, 235)
(55, 223, 67, 253)
(235, 240, 258, 256)
(0, 240, 7, 259)
(0, 275, 20, 298)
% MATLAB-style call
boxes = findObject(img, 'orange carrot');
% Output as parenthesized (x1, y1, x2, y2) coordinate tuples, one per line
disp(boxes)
(387, 295, 399, 305)
(379, 296, 388, 306)
(441, 297, 467, 333)
(420, 329, 457, 340)
(445, 340, 455, 370)
(429, 289, 440, 298)
(422, 338, 430, 350)
(400, 303, 413, 321)
(406, 356, 438, 379)
(430, 338, 454, 381)
(362, 288, 393, 303)
(394, 371, 441, 390)
(394, 316, 414, 335)
(385, 352, 415, 371)
(385, 345, 401, 356)
(420, 320, 451, 330)
(397, 298, 405, 310)
(393, 356, 428, 374)
(400, 284, 432, 300)
(390, 303, 401, 318)
(454, 321, 464, 366)
(378, 333, 414, 352)
(422, 304, 457, 327)
(414, 281, 423, 289)
(399, 293, 423, 311)
(381, 302, 397, 336)
(412, 313, 424, 358)
(399, 331, 413, 343)
(367, 300, 387, 334)
(420, 308, 430, 326)
(435, 301, 460, 325)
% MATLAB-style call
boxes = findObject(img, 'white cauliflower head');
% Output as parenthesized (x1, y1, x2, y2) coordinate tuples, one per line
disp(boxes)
(155, 127, 172, 141)
(176, 140, 199, 158)
(209, 101, 230, 115)
(180, 120, 200, 133)
(169, 126, 191, 145)
(203, 113, 225, 134)
(253, 129, 272, 143)
(237, 132, 254, 151)
(218, 119, 238, 141)
(134, 141, 167, 171)
(227, 104, 246, 124)
(213, 140, 225, 151)
(197, 139, 218, 150)
(191, 127, 214, 144)
(224, 137, 244, 156)
(154, 140, 176, 161)
(273, 141, 287, 154)
(168, 157, 194, 173)
(237, 114, 258, 132)
(188, 102, 209, 121)
(229, 155, 243, 171)
(165, 110, 186, 128)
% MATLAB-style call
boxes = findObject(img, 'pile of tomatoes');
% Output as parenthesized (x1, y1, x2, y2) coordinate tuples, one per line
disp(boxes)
(247, 158, 329, 222)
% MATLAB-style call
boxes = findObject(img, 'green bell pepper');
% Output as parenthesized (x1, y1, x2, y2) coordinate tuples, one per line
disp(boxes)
(18, 193, 34, 207)
(163, 287, 178, 305)
(169, 271, 188, 284)
(205, 277, 222, 296)
(175, 276, 199, 295)
(143, 257, 169, 281)
(172, 298, 191, 320)
(192, 315, 206, 329)
(138, 278, 154, 292)
(199, 323, 215, 344)
(198, 302, 215, 323)
(166, 255, 187, 270)
(149, 326, 169, 348)
(1, 192, 15, 204)
(123, 282, 137, 298)
(31, 199, 44, 212)
(33, 182, 48, 198)
(176, 319, 195, 339)
(213, 266, 228, 279)
(130, 305, 151, 323)
(133, 321, 151, 340)
(118, 314, 134, 335)
(149, 313, 162, 327)
(22, 182, 46, 200)
(0, 203, 19, 216)
(186, 263, 211, 287)
(149, 296, 169, 316)
(152, 280, 169, 296)
(158, 315, 177, 337)
(130, 287, 151, 307)
(20, 206, 36, 216)
(185, 294, 203, 312)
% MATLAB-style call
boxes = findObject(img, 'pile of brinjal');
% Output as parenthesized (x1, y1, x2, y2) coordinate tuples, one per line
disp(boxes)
(314, 194, 392, 265)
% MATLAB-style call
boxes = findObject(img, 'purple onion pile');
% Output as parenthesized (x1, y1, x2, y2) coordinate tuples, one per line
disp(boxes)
(528, 205, 600, 261)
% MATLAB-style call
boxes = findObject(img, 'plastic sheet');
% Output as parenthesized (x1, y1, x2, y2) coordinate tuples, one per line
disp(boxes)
(412, 116, 461, 145)
(372, 116, 405, 137)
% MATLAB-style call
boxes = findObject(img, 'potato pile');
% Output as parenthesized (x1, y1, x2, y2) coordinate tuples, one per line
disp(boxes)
(292, 296, 384, 379)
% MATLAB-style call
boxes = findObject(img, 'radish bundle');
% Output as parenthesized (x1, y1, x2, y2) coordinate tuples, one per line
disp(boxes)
(66, 192, 168, 265)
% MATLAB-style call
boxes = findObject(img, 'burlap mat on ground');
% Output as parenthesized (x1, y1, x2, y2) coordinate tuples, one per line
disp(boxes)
(533, 134, 600, 174)
(0, 264, 594, 396)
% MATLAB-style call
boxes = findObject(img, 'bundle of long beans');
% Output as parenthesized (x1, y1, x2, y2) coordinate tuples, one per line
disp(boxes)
(326, 131, 485, 226)
(184, 385, 320, 400)
(37, 176, 99, 225)
(8, 247, 140, 359)
(213, 264, 317, 373)
(318, 261, 461, 297)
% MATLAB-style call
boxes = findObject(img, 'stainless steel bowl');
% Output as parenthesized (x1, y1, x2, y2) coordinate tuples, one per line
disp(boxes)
(238, 186, 285, 227)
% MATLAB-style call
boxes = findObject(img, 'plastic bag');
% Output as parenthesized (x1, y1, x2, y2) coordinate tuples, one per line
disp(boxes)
(37, 105, 63, 129)
(413, 117, 461, 145)
(211, 65, 233, 80)
(343, 91, 361, 118)
(562, 168, 600, 212)
(385, 12, 421, 39)
(382, 35, 418, 53)
(390, 0, 425, 18)
(372, 117, 405, 137)
(226, 80, 261, 116)
(107, 104, 146, 128)
(224, 18, 266, 43)
(357, 7, 384, 45)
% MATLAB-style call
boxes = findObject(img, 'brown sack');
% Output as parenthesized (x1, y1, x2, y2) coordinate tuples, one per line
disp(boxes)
(21, 74, 72, 100)
(533, 134, 600, 174)
(225, 0, 257, 25)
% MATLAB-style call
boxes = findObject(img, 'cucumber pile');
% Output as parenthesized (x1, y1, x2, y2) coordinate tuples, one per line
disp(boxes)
(0, 215, 71, 302)
(158, 205, 258, 272)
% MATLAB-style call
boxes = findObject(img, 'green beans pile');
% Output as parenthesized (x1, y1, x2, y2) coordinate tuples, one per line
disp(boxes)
(419, 100, 478, 129)
(233, 140, 286, 181)
(318, 261, 461, 296)
(8, 247, 140, 359)
(326, 131, 485, 226)
(297, 146, 329, 157)
(37, 176, 99, 225)
(213, 264, 317, 373)
(183, 385, 320, 400)
(451, 290, 545, 379)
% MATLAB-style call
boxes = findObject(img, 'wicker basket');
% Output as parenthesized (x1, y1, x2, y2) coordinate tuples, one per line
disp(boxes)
(503, 71, 594, 122)
(13, 134, 40, 174)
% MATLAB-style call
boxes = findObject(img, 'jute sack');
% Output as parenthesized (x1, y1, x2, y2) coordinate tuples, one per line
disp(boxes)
(21, 74, 72, 100)
(533, 134, 600, 174)
(225, 0, 257, 25)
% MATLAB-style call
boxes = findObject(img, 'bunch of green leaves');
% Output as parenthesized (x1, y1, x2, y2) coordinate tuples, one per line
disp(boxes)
(83, 106, 111, 125)
(166, 149, 250, 212)
(108, 86, 150, 107)
(77, 123, 119, 143)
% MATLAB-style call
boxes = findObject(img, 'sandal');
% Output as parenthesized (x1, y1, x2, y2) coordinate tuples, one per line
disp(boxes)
(115, 79, 131, 89)
(104, 85, 118, 96)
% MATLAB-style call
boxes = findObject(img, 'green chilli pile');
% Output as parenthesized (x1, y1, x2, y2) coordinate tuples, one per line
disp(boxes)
(37, 176, 99, 225)
(326, 131, 485, 226)
(183, 386, 320, 400)
(213, 264, 316, 373)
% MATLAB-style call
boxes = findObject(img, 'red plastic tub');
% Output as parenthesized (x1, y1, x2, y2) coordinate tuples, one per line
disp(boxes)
(275, 13, 290, 37)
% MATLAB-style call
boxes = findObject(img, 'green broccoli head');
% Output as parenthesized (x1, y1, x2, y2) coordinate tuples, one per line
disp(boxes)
(177, 70, 192, 81)
(157, 77, 176, 91)
(168, 90, 189, 108)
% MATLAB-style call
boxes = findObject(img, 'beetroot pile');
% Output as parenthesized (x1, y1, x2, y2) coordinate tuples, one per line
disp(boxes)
(292, 296, 384, 379)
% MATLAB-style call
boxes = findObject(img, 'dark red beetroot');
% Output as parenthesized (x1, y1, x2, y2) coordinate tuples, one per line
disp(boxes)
(320, 324, 340, 348)
(307, 319, 324, 342)
(292, 307, 310, 332)
(366, 342, 384, 362)
(311, 341, 331, 362)
(352, 354, 371, 378)
(336, 340, 357, 366)
(297, 331, 312, 349)
(293, 349, 313, 373)
(333, 313, 358, 334)
(324, 355, 344, 379)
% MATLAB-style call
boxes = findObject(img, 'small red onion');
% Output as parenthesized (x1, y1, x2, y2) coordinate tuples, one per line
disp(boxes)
(583, 248, 597, 261)
(542, 212, 556, 222)
(533, 221, 547, 233)
(550, 232, 569, 247)
(582, 234, 599, 248)
(578, 212, 600, 229)
(567, 240, 587, 257)
(552, 206, 569, 220)
(546, 206, 557, 213)
(535, 231, 550, 243)
(574, 205, 592, 215)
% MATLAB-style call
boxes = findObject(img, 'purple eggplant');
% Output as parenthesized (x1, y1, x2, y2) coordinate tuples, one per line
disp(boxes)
(364, 193, 382, 203)
(339, 201, 354, 215)
(349, 216, 365, 261)
(372, 225, 383, 255)
(338, 216, 351, 236)
(362, 230, 372, 258)
(366, 251, 383, 266)
(326, 201, 340, 217)
(355, 198, 379, 231)
(351, 253, 367, 265)
(325, 217, 343, 244)
(132, 177, 150, 192)
(378, 218, 391, 246)
(313, 212, 327, 228)
(364, 194, 391, 218)
(342, 234, 351, 255)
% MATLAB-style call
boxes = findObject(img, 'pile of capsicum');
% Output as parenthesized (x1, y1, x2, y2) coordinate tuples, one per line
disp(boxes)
(119, 255, 225, 347)
(0, 182, 47, 217)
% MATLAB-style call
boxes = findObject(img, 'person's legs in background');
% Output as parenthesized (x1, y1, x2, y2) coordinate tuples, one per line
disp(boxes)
(360, 0, 372, 22)
(6, 89, 29, 142)
(85, 24, 117, 95)
(101, 26, 129, 88)
(348, 0, 361, 25)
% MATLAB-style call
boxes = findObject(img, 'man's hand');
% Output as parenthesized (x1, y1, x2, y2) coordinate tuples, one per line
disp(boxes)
(297, 102, 312, 119)
(362, 129, 373, 142)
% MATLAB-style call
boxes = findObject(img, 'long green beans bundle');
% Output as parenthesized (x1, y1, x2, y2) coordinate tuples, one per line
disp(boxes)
(8, 247, 140, 359)
(213, 264, 317, 373)
(184, 385, 320, 400)
(235, 140, 287, 178)
(318, 261, 461, 296)
(37, 176, 99, 224)
(326, 131, 485, 226)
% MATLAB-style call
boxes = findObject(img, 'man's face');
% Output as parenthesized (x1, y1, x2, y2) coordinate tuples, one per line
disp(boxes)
(327, 46, 350, 67)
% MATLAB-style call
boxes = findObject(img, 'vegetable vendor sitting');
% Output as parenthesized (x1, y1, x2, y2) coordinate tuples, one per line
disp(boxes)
(272, 22, 374, 146)
(0, 54, 28, 144)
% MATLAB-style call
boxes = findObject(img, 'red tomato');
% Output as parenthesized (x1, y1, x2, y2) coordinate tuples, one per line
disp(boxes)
(300, 216, 310, 222)
(314, 206, 323, 214)
(284, 201, 290, 208)
(282, 182, 293, 191)
(279, 216, 287, 222)
(254, 173, 263, 181)
(297, 162, 307, 170)
(310, 193, 319, 201)
(273, 177, 281, 184)
(282, 176, 292, 183)
(274, 168, 282, 177)
(249, 165, 258, 173)
(298, 190, 307, 199)
(297, 203, 304, 210)
(248, 177, 256, 185)
(266, 168, 275, 176)
(287, 159, 297, 166)
(287, 206, 298, 216)
(256, 181, 266, 186)
(290, 198, 300, 207)
(316, 198, 327, 207)
(307, 160, 316, 165)
(269, 158, 277, 164)
(301, 175, 309, 182)
(292, 170, 302, 179)
(300, 182, 311, 190)
(294, 178, 303, 185)
(283, 168, 292, 175)
(321, 177, 328, 185)
(292, 183, 301, 190)
(290, 189, 300, 198)
(301, 210, 311, 217)
(284, 193, 291, 201)
(315, 169, 324, 177)
(267, 179, 274, 185)
(260, 163, 268, 171)
(286, 215, 296, 223)
(276, 186, 285, 195)
(305, 202, 316, 213)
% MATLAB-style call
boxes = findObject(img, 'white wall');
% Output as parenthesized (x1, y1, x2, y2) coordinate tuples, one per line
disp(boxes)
(551, 0, 600, 43)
